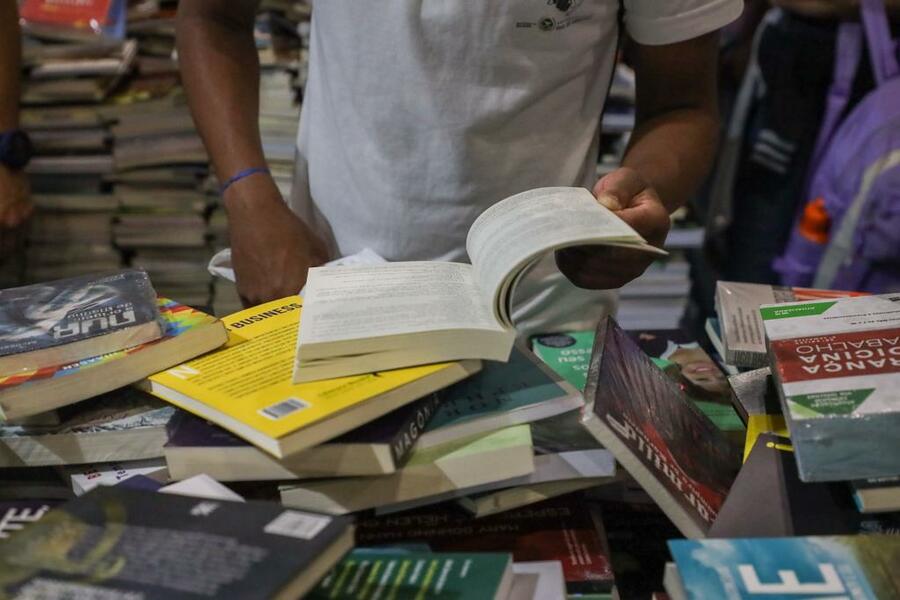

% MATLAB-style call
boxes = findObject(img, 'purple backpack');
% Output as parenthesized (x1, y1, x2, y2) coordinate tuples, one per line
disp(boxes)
(774, 0, 900, 293)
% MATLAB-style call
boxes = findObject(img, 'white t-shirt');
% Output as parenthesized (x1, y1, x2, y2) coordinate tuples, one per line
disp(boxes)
(290, 0, 742, 333)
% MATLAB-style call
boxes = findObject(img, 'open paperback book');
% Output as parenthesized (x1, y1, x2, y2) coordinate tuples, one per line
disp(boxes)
(294, 187, 663, 382)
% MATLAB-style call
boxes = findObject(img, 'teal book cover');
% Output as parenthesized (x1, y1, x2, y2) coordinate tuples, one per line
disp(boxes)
(668, 535, 900, 599)
(531, 332, 595, 391)
(426, 345, 577, 432)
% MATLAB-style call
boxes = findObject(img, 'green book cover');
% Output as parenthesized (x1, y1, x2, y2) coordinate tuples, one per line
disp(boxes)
(426, 345, 580, 432)
(310, 550, 512, 600)
(530, 332, 595, 391)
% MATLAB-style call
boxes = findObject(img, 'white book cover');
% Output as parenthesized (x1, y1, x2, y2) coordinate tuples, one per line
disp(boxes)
(159, 474, 244, 503)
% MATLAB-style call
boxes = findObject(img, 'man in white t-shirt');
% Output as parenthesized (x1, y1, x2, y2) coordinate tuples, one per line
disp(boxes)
(178, 1, 742, 333)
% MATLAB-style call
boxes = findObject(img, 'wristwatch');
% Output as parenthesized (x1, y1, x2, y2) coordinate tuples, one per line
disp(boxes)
(0, 129, 34, 170)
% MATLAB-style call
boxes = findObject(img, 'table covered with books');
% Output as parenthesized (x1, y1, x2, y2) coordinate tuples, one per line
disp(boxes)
(0, 270, 898, 600)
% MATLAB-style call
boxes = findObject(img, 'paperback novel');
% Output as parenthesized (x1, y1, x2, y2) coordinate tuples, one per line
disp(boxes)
(763, 294, 900, 481)
(0, 298, 226, 422)
(581, 318, 739, 539)
(356, 495, 615, 595)
(164, 393, 443, 480)
(0, 487, 354, 599)
(715, 281, 864, 368)
(0, 270, 163, 375)
(668, 535, 900, 600)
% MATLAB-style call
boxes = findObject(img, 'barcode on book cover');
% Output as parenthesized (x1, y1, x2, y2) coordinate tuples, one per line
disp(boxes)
(264, 510, 331, 540)
(259, 397, 308, 420)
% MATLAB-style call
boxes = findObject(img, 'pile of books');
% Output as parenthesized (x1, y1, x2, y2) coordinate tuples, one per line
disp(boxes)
(3, 265, 897, 598)
(7, 4, 897, 599)
(15, 0, 312, 312)
(642, 283, 900, 599)
(0, 268, 619, 598)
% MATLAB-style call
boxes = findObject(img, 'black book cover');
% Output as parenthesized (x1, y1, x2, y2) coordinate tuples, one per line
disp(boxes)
(0, 486, 353, 599)
(167, 392, 443, 467)
(583, 318, 739, 539)
(710, 433, 900, 538)
(0, 270, 160, 359)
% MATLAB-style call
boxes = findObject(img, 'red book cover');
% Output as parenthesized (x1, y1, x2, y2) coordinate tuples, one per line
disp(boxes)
(771, 328, 900, 384)
(356, 495, 614, 595)
(19, 0, 113, 28)
(583, 318, 739, 538)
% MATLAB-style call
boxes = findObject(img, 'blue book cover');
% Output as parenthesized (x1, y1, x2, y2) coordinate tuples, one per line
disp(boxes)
(668, 535, 900, 599)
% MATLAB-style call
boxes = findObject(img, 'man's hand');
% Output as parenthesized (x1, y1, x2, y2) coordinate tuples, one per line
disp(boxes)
(0, 165, 31, 229)
(0, 165, 31, 264)
(225, 174, 329, 306)
(555, 167, 670, 290)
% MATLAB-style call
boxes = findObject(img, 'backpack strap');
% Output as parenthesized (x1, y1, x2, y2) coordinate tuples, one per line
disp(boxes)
(805, 22, 863, 190)
(861, 0, 900, 84)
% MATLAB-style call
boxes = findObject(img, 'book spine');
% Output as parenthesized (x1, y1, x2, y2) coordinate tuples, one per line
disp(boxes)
(388, 394, 443, 467)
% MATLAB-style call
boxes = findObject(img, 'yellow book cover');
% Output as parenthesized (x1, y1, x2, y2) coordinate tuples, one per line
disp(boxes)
(743, 414, 790, 462)
(147, 298, 479, 458)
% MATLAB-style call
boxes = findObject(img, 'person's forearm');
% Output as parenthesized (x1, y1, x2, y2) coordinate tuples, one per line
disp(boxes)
(620, 106, 718, 214)
(619, 32, 720, 214)
(176, 1, 267, 190)
(0, 0, 22, 131)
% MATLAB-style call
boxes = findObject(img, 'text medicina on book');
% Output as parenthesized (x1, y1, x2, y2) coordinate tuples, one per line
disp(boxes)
(762, 293, 900, 482)
(293, 187, 663, 382)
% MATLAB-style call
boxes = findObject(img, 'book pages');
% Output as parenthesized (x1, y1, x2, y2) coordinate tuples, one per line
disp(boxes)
(299, 262, 504, 345)
(466, 187, 657, 327)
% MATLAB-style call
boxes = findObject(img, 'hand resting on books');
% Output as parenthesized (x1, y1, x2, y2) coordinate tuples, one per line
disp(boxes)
(556, 167, 670, 290)
(224, 173, 329, 307)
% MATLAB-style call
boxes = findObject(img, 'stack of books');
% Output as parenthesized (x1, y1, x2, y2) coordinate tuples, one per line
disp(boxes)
(25, 194, 122, 282)
(20, 38, 136, 106)
(15, 0, 316, 305)
(22, 105, 114, 197)
(655, 288, 900, 599)
(8, 271, 894, 598)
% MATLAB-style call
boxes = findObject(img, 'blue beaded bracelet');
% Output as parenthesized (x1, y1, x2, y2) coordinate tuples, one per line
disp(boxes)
(220, 167, 270, 194)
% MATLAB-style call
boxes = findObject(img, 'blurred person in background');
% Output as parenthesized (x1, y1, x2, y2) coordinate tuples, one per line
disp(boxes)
(684, 0, 900, 337)
(0, 0, 33, 258)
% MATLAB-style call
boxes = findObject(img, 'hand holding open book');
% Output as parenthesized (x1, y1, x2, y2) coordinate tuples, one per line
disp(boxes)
(293, 187, 665, 382)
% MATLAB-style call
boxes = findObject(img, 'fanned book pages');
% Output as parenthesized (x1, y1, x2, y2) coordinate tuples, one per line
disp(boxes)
(294, 187, 663, 382)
